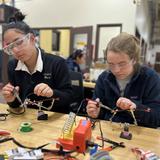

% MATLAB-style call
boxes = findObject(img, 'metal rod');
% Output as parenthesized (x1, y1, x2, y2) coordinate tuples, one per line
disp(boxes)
(130, 109, 138, 125)
(12, 88, 23, 105)
(99, 103, 113, 111)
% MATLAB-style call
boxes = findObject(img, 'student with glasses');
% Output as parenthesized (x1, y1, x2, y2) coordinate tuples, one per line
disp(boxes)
(87, 32, 160, 128)
(1, 11, 72, 113)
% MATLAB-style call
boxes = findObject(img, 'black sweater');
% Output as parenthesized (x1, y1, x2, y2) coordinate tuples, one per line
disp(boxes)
(7, 49, 72, 113)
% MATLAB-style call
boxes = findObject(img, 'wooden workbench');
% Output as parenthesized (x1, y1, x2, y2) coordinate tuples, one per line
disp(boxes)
(83, 81, 96, 89)
(0, 103, 160, 159)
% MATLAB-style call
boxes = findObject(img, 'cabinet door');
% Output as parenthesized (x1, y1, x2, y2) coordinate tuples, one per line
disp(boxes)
(155, 52, 160, 73)
(40, 30, 52, 53)
(70, 26, 93, 71)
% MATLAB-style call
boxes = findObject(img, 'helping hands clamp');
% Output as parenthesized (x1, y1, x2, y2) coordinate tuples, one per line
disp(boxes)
(87, 99, 137, 125)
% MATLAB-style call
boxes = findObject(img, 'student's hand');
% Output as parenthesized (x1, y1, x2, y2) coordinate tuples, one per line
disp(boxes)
(2, 83, 19, 102)
(86, 98, 100, 118)
(116, 97, 136, 110)
(83, 72, 90, 81)
(34, 83, 53, 98)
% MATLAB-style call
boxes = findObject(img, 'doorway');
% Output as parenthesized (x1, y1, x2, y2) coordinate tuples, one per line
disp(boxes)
(70, 26, 93, 71)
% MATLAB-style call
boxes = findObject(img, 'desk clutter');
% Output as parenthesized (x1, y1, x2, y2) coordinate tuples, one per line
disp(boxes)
(0, 108, 160, 160)
(5, 148, 43, 160)
(0, 92, 160, 160)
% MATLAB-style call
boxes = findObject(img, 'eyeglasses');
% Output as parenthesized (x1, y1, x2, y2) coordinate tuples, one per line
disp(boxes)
(3, 33, 30, 55)
(107, 59, 133, 70)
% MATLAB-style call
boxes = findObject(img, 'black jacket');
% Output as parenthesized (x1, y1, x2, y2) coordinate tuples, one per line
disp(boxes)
(7, 49, 72, 113)
(66, 57, 81, 72)
(94, 65, 160, 128)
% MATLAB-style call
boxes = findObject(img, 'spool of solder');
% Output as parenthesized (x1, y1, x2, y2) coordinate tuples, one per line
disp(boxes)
(20, 122, 32, 132)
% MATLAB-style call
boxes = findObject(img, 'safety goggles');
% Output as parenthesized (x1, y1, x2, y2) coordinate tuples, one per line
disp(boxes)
(3, 33, 30, 55)
(107, 59, 133, 70)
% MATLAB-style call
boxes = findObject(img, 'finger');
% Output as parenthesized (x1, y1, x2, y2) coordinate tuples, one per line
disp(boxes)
(87, 103, 97, 109)
(2, 86, 14, 96)
(2, 85, 14, 93)
(40, 87, 53, 97)
(2, 90, 12, 97)
(40, 86, 49, 96)
(87, 104, 97, 112)
(117, 101, 125, 109)
(34, 83, 46, 96)
(117, 97, 129, 109)
(95, 98, 100, 102)
(87, 108, 99, 118)
(129, 103, 136, 110)
(15, 86, 20, 92)
(116, 97, 123, 106)
(87, 104, 100, 118)
(2, 89, 16, 102)
(88, 100, 98, 105)
(121, 101, 132, 110)
(34, 83, 43, 93)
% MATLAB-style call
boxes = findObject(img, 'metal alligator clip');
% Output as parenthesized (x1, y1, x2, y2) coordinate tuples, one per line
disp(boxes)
(99, 103, 113, 112)
(12, 88, 23, 105)
(130, 109, 138, 125)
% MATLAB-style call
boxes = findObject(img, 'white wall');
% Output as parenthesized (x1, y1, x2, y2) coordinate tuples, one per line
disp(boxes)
(134, 0, 160, 66)
(16, 0, 157, 64)
(15, 0, 137, 44)
(14, 0, 157, 65)
(135, 0, 151, 43)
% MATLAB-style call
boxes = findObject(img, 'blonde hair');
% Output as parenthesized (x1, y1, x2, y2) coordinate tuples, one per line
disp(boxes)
(106, 32, 141, 64)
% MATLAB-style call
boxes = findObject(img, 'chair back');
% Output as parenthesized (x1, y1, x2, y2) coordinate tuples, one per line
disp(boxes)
(69, 71, 84, 113)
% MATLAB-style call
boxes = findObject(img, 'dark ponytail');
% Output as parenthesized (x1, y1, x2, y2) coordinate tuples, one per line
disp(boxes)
(3, 11, 33, 36)
(9, 11, 25, 23)
(69, 49, 84, 60)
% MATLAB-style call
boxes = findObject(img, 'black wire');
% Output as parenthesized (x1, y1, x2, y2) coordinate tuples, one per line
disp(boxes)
(7, 107, 26, 115)
(87, 117, 97, 129)
(42, 148, 76, 156)
(25, 92, 35, 99)
(0, 137, 44, 149)
(76, 99, 86, 115)
(25, 92, 55, 103)
(7, 107, 25, 115)
(0, 137, 13, 143)
(0, 137, 76, 156)
(12, 138, 36, 149)
(98, 120, 104, 148)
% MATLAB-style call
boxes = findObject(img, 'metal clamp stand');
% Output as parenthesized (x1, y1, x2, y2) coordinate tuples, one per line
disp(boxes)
(120, 123, 132, 140)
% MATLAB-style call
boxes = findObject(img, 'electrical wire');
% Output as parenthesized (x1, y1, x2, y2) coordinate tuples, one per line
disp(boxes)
(76, 99, 86, 115)
(98, 120, 104, 148)
(7, 107, 25, 115)
(0, 137, 76, 156)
